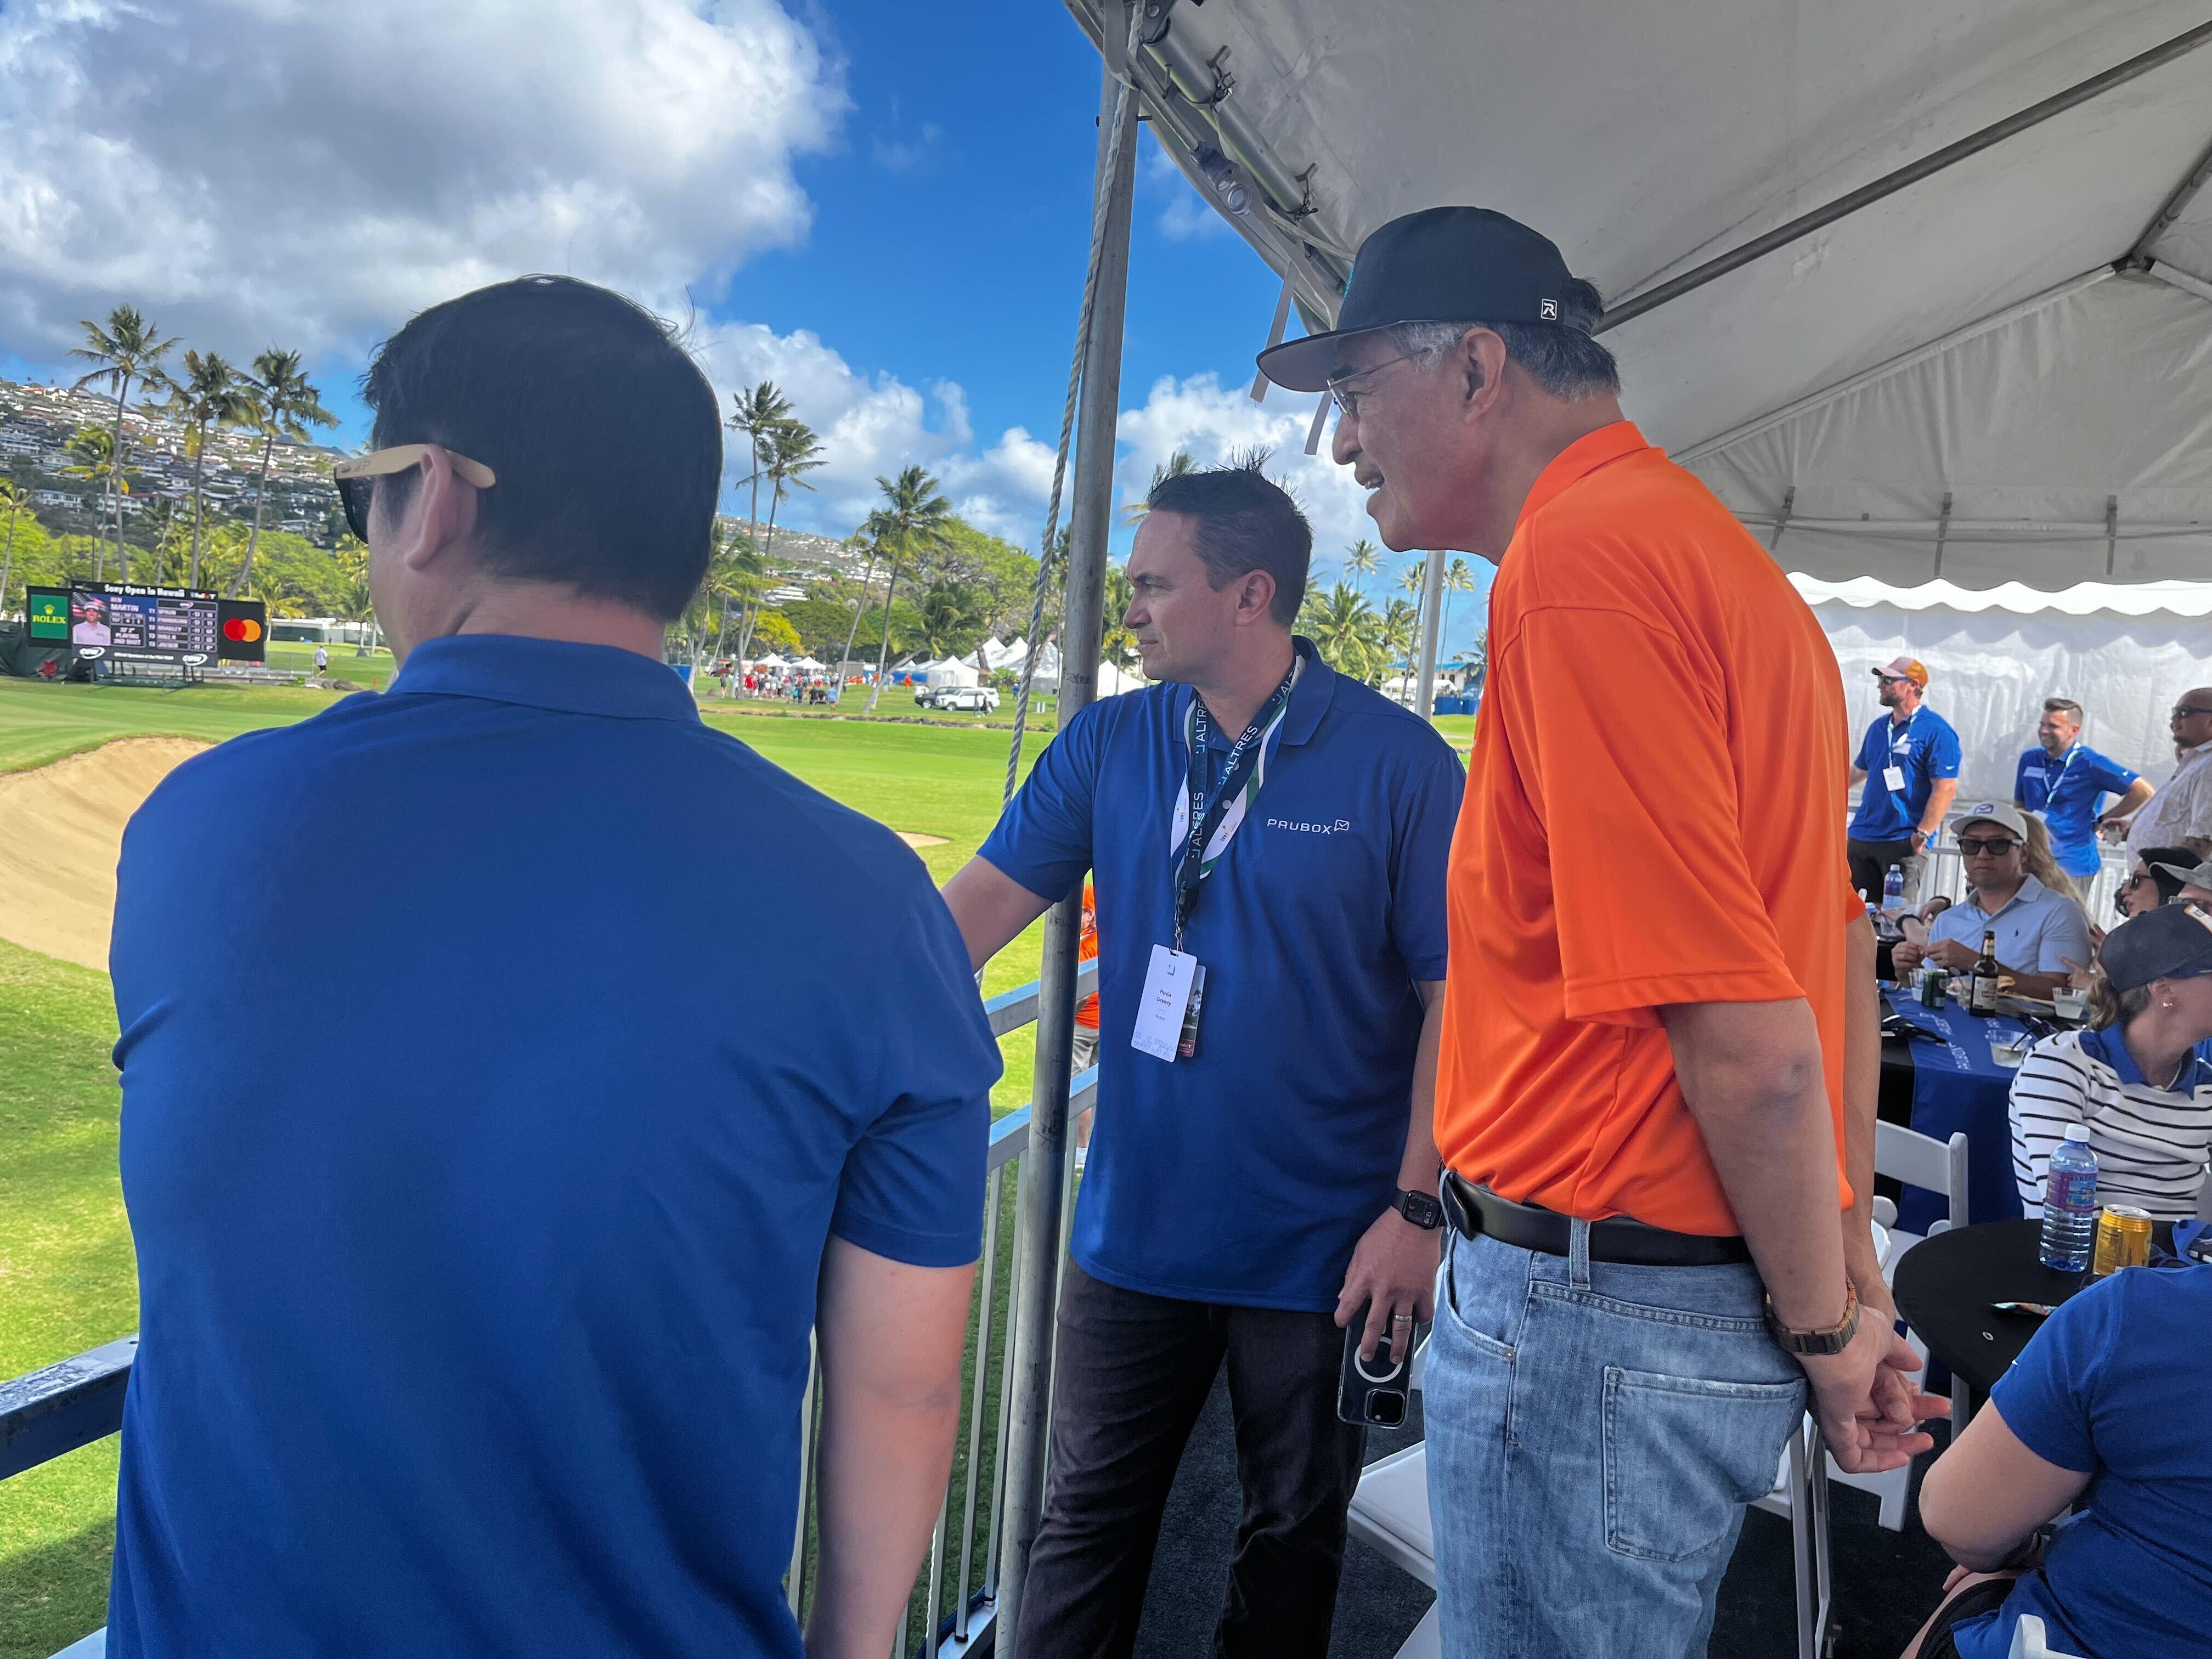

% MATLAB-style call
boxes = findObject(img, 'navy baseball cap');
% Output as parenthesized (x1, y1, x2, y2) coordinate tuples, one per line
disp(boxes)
(1255, 206, 1589, 393)
(2100, 901, 2212, 991)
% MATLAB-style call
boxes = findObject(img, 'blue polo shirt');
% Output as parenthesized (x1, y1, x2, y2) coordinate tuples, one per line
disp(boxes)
(2016, 743, 2138, 877)
(978, 639, 1463, 1311)
(1951, 1262, 2212, 1659)
(1926, 872, 2094, 974)
(1849, 705, 1962, 842)
(108, 634, 997, 1658)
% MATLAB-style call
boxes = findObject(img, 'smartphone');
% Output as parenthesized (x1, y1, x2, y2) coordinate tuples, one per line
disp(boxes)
(1336, 1305, 1424, 1428)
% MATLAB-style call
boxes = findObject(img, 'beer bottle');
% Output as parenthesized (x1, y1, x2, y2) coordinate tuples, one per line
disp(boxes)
(1970, 928, 2001, 1016)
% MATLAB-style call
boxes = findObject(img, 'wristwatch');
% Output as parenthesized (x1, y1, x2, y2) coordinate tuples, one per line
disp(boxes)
(1391, 1188, 1444, 1231)
(1765, 1282, 1860, 1356)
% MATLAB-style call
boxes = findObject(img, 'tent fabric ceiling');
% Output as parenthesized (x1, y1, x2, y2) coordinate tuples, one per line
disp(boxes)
(1073, 0, 2212, 590)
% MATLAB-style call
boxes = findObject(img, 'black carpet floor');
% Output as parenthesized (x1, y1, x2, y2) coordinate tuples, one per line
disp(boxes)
(1132, 1372, 1959, 1658)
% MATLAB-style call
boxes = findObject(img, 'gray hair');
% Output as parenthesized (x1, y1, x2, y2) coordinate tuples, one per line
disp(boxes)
(1390, 276, 1619, 400)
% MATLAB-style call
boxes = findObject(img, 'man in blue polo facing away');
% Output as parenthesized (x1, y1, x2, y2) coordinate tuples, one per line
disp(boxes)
(942, 465, 1464, 1657)
(107, 276, 999, 1658)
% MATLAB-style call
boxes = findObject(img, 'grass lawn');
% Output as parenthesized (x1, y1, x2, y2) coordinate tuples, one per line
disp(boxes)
(264, 643, 398, 690)
(0, 673, 1468, 1656)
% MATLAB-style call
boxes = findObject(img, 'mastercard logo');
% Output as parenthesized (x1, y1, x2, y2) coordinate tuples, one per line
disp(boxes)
(223, 617, 263, 642)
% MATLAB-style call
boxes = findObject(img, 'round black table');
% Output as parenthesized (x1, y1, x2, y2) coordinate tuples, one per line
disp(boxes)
(1891, 1218, 2174, 1398)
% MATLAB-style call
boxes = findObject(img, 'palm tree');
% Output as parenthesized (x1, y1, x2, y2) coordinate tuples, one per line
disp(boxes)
(915, 578, 989, 659)
(62, 425, 125, 577)
(1378, 597, 1419, 680)
(1299, 581, 1382, 682)
(70, 304, 178, 582)
(1441, 556, 1476, 664)
(834, 531, 882, 686)
(0, 480, 29, 618)
(1342, 537, 1381, 589)
(165, 349, 253, 589)
(1101, 562, 1140, 670)
(1396, 560, 1428, 667)
(863, 466, 955, 712)
(1119, 449, 1196, 525)
(230, 349, 336, 597)
(757, 420, 825, 574)
(726, 381, 794, 554)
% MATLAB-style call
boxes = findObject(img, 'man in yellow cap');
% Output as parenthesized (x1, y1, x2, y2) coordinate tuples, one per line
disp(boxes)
(1848, 655, 1960, 906)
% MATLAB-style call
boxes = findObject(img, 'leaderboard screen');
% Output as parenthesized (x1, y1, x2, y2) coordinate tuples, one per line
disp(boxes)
(67, 582, 219, 669)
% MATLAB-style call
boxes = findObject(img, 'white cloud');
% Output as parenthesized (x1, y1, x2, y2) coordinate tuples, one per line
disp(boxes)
(1114, 372, 1386, 564)
(0, 0, 844, 361)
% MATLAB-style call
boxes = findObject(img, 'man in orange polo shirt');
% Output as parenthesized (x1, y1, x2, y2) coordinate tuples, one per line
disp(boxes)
(1260, 207, 1939, 1657)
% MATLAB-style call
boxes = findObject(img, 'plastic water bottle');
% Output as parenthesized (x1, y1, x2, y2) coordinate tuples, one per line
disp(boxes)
(2040, 1126, 2100, 1271)
(1883, 864, 1905, 911)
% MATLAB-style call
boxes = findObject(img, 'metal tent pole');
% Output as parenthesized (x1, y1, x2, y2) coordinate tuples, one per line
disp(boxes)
(1414, 548, 1446, 718)
(994, 56, 1137, 1656)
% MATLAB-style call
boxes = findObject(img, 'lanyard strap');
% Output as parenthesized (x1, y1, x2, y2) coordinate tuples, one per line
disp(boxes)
(1170, 657, 1301, 948)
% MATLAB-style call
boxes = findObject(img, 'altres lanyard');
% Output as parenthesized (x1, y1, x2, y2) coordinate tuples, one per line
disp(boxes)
(1169, 656, 1301, 951)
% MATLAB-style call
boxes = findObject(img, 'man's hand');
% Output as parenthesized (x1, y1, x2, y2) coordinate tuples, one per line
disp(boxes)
(1891, 938, 1926, 978)
(1925, 938, 1980, 973)
(1335, 1209, 1440, 1364)
(1909, 828, 1928, 853)
(1798, 1309, 1947, 1475)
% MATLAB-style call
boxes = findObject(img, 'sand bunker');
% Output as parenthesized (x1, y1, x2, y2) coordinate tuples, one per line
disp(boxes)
(898, 832, 949, 849)
(0, 738, 208, 970)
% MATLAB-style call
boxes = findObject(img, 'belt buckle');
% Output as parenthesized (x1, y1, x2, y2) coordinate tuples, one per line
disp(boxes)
(1439, 1173, 1477, 1238)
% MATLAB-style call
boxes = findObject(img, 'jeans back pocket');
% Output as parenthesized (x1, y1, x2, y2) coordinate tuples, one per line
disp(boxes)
(1601, 1365, 1804, 1563)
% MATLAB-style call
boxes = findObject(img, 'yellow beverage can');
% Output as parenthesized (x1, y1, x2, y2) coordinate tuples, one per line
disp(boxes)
(2091, 1205, 2154, 1276)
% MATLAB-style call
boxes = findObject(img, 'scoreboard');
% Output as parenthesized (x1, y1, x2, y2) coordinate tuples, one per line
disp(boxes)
(65, 582, 220, 669)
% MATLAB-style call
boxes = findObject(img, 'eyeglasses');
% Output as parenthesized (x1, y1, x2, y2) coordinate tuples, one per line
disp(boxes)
(332, 444, 497, 543)
(1957, 837, 2022, 856)
(2174, 705, 2212, 720)
(1325, 352, 1423, 420)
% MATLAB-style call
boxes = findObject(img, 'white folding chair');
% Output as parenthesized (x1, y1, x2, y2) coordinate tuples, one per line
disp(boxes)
(1752, 1412, 1837, 1658)
(1345, 1339, 1441, 1659)
(1872, 1120, 1973, 1451)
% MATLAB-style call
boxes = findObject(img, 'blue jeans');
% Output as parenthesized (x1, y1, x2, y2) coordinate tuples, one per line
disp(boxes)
(1425, 1224, 1807, 1658)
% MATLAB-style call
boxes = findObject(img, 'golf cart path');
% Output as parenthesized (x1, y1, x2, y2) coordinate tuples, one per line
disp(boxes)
(0, 738, 211, 970)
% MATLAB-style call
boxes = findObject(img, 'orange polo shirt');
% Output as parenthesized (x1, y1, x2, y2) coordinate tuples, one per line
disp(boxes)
(1435, 422, 1854, 1235)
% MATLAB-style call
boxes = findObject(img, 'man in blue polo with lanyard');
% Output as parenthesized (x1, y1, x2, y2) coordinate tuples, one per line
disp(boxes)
(2014, 697, 2153, 900)
(1848, 655, 1961, 906)
(942, 463, 1464, 1657)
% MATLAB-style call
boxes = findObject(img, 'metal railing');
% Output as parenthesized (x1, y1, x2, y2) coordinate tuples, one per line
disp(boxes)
(0, 960, 1095, 1659)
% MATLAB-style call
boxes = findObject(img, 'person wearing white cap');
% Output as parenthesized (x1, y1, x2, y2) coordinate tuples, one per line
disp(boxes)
(1846, 656, 1960, 906)
(1892, 801, 2092, 1000)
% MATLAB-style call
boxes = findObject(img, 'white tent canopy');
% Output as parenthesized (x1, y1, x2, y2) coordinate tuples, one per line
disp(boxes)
(1095, 659, 1147, 696)
(1075, 0, 2212, 592)
(1795, 573, 2212, 798)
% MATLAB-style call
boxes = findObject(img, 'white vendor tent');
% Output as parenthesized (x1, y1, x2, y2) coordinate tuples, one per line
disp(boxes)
(1074, 1, 2212, 595)
(923, 656, 981, 689)
(1795, 574, 2212, 799)
(1094, 659, 1146, 697)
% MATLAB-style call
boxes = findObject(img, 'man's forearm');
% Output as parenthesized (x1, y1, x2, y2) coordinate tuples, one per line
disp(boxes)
(1664, 998, 1847, 1329)
(1918, 778, 1960, 839)
(806, 1243, 974, 1659)
(1397, 983, 1446, 1193)
(1840, 918, 1882, 1292)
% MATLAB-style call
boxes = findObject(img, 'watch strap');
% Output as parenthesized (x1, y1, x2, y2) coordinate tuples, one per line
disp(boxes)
(1765, 1282, 1860, 1356)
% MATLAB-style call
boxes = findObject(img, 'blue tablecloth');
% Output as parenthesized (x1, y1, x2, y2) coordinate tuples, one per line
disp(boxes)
(1883, 994, 2030, 1232)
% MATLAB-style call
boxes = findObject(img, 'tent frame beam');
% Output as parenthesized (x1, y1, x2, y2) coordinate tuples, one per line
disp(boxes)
(2128, 131, 2212, 260)
(1598, 18, 2212, 333)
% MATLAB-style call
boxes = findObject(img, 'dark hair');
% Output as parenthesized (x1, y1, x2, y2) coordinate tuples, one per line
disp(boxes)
(2042, 697, 2084, 722)
(2140, 847, 2198, 906)
(1144, 464, 1311, 626)
(363, 275, 721, 620)
(1392, 275, 1620, 399)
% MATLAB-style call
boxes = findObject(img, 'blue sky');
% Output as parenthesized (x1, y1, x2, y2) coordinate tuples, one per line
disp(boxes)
(0, 0, 1489, 651)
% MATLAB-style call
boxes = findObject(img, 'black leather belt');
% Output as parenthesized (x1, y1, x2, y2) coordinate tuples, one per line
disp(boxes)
(1442, 1173, 1753, 1268)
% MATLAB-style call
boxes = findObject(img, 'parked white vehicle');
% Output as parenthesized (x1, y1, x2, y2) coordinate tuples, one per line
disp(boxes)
(923, 684, 1000, 713)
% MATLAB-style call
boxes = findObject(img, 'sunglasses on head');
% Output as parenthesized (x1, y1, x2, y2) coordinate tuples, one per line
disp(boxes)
(1957, 836, 2022, 856)
(332, 444, 496, 543)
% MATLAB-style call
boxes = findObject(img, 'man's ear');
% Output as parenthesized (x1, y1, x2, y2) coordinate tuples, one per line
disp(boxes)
(1461, 328, 1510, 421)
(1233, 568, 1278, 627)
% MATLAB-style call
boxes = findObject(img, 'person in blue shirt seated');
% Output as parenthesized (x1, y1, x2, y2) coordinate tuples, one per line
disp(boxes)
(1891, 801, 2093, 1000)
(106, 275, 1001, 1659)
(2013, 697, 2151, 902)
(941, 464, 1465, 1657)
(1901, 1258, 2212, 1658)
(1848, 656, 1962, 906)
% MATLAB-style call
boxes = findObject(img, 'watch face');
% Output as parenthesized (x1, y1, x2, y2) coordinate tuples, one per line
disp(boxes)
(1400, 1191, 1443, 1228)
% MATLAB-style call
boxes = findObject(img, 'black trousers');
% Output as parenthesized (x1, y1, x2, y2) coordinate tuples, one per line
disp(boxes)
(1847, 835, 1919, 905)
(1012, 1260, 1367, 1659)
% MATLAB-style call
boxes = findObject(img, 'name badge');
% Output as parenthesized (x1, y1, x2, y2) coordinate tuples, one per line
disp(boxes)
(1132, 944, 1201, 1063)
(1883, 765, 1908, 792)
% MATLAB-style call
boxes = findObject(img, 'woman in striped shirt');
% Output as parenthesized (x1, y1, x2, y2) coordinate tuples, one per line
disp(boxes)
(2010, 902, 2212, 1220)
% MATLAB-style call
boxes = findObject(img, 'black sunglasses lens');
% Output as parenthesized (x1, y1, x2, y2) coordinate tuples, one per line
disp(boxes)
(338, 476, 370, 541)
